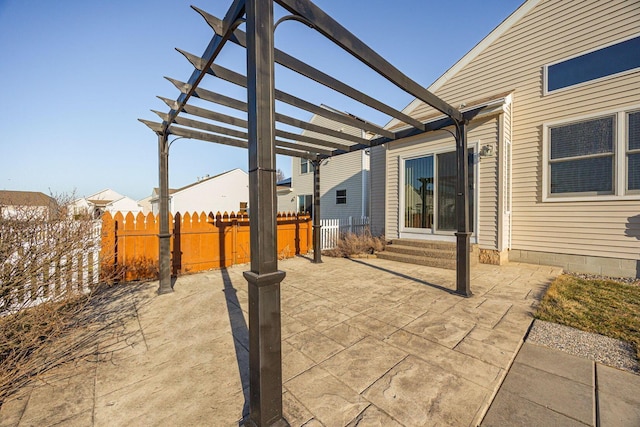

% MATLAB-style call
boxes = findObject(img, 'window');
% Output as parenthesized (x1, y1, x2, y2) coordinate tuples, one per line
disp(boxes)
(544, 108, 640, 200)
(300, 158, 311, 174)
(336, 189, 346, 204)
(297, 195, 312, 216)
(545, 35, 640, 94)
(549, 116, 615, 195)
(628, 111, 640, 192)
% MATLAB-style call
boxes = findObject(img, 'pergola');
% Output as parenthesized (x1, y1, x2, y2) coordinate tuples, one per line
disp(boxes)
(140, 1, 483, 425)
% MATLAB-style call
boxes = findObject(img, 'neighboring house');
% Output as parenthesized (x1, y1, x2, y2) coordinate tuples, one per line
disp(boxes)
(151, 168, 249, 215)
(283, 108, 371, 222)
(70, 189, 142, 218)
(276, 178, 296, 213)
(137, 195, 153, 214)
(371, 0, 640, 277)
(0, 190, 56, 219)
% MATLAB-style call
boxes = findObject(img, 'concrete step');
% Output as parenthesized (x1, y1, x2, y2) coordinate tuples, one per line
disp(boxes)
(390, 238, 467, 251)
(377, 238, 479, 269)
(376, 251, 457, 270)
(384, 244, 456, 259)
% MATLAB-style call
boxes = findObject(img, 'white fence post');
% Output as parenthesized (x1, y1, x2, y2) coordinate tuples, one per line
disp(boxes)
(319, 216, 369, 250)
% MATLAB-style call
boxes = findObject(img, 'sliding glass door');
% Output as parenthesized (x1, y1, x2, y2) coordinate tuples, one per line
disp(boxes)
(404, 156, 434, 230)
(436, 150, 474, 232)
(403, 150, 475, 233)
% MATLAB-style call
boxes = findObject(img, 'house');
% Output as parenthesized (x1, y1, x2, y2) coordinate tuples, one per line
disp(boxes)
(276, 177, 296, 213)
(372, 0, 640, 278)
(283, 108, 371, 222)
(137, 195, 153, 214)
(69, 189, 142, 219)
(0, 190, 56, 220)
(151, 168, 249, 215)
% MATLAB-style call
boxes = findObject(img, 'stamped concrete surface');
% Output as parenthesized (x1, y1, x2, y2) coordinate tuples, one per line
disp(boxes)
(482, 342, 640, 427)
(0, 256, 561, 426)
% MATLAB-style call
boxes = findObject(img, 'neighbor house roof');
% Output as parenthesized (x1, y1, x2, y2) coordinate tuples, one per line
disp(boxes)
(0, 190, 54, 207)
(173, 169, 247, 194)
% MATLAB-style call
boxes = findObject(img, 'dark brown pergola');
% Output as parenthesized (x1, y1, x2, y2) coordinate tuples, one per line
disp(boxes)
(140, 1, 483, 425)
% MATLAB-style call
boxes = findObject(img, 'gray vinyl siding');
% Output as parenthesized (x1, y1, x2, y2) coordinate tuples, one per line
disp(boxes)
(370, 145, 387, 236)
(385, 116, 500, 249)
(476, 117, 500, 250)
(290, 112, 368, 222)
(320, 151, 367, 221)
(406, 0, 640, 261)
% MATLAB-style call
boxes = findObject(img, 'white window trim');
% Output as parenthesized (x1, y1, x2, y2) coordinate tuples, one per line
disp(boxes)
(300, 158, 311, 174)
(543, 32, 640, 96)
(542, 105, 640, 202)
(398, 142, 479, 238)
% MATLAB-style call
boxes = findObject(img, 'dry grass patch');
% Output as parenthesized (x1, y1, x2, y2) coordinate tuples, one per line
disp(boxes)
(0, 283, 149, 407)
(535, 274, 640, 360)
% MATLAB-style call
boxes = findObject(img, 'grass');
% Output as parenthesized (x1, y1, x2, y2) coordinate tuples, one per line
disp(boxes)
(535, 274, 640, 360)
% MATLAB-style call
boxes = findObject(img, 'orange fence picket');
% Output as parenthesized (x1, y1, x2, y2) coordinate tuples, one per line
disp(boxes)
(100, 210, 311, 282)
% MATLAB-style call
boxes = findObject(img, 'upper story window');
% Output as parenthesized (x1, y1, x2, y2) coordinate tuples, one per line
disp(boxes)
(336, 189, 347, 204)
(545, 34, 640, 94)
(300, 158, 311, 174)
(543, 107, 640, 201)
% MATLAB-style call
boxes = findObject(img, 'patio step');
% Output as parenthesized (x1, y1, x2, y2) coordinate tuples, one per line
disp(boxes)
(376, 239, 478, 270)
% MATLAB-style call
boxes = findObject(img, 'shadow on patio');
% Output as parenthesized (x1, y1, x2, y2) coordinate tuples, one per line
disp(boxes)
(0, 256, 561, 426)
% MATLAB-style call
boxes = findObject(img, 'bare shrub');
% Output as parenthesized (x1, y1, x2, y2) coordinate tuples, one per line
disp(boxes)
(0, 281, 151, 406)
(0, 193, 109, 314)
(278, 245, 292, 260)
(324, 230, 386, 258)
(0, 193, 150, 407)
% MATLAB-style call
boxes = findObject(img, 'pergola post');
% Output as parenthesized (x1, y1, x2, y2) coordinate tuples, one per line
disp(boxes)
(312, 159, 322, 263)
(243, 0, 288, 426)
(455, 120, 472, 297)
(157, 132, 173, 294)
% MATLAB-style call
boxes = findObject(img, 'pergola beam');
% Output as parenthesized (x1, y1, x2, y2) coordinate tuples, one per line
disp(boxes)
(177, 48, 395, 139)
(165, 76, 370, 145)
(275, 0, 463, 122)
(196, 10, 425, 131)
(157, 112, 336, 156)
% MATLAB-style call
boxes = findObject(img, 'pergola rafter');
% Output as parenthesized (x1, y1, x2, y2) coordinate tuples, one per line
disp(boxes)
(140, 1, 478, 425)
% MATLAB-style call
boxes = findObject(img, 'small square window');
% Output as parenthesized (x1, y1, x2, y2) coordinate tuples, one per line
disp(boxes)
(336, 189, 347, 204)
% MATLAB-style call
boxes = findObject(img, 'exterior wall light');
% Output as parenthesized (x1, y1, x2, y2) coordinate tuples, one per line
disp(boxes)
(480, 143, 496, 157)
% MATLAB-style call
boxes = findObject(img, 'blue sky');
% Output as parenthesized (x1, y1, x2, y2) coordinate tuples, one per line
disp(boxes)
(0, 0, 523, 201)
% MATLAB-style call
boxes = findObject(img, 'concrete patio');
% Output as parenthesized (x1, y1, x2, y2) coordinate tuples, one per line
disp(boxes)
(0, 256, 562, 426)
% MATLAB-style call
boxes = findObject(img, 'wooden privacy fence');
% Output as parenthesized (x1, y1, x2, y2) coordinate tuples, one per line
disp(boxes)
(101, 211, 312, 281)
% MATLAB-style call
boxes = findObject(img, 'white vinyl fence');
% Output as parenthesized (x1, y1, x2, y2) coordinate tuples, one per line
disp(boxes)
(0, 221, 102, 316)
(320, 216, 369, 250)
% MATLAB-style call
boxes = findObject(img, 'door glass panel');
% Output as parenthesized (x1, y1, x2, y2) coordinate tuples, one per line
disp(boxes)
(404, 156, 433, 229)
(437, 150, 475, 232)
